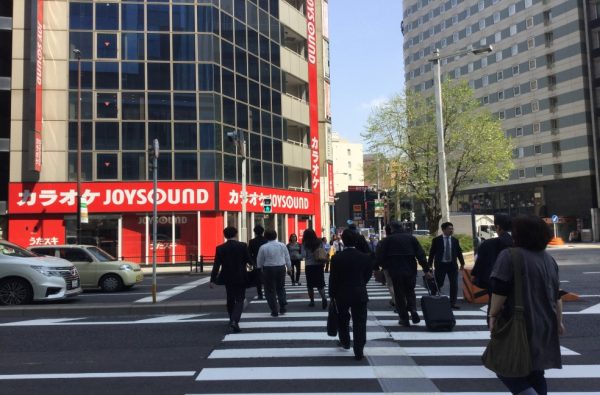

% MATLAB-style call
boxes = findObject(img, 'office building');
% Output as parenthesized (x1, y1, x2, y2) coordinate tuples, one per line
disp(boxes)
(4, 0, 331, 262)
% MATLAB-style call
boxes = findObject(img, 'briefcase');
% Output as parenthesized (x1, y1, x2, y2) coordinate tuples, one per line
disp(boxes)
(420, 274, 456, 331)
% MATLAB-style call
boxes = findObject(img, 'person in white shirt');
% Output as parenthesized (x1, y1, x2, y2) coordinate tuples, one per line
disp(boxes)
(257, 229, 292, 317)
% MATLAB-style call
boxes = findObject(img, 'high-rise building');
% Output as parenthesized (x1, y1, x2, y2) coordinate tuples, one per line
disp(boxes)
(4, 0, 331, 261)
(330, 131, 363, 193)
(402, 0, 600, 236)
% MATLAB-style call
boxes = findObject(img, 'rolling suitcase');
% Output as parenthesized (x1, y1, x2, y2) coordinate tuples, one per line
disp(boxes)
(420, 274, 456, 331)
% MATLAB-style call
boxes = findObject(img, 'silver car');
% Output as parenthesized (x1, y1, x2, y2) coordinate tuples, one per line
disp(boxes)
(0, 240, 82, 305)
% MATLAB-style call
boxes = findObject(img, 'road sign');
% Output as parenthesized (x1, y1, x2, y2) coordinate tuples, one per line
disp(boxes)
(263, 197, 272, 213)
(551, 215, 559, 223)
(374, 199, 384, 218)
(353, 204, 362, 212)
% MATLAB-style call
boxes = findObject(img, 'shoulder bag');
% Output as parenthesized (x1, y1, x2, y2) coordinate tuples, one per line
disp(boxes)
(326, 298, 339, 337)
(482, 248, 532, 377)
(314, 247, 328, 263)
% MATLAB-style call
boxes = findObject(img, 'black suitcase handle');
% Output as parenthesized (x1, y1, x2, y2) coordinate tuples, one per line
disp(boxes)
(422, 272, 441, 296)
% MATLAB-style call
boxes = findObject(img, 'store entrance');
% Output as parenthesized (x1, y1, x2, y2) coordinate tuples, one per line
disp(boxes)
(65, 215, 119, 257)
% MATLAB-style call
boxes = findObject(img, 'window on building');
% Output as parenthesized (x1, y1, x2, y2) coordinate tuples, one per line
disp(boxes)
(498, 90, 504, 100)
(516, 127, 523, 136)
(529, 59, 537, 70)
(534, 144, 542, 155)
(468, 62, 474, 72)
(533, 122, 541, 134)
(543, 10, 552, 25)
(479, 0, 485, 11)
(496, 52, 503, 62)
(513, 86, 520, 96)
(518, 168, 526, 178)
(480, 37, 487, 46)
(509, 4, 516, 15)
(525, 0, 532, 7)
(512, 65, 520, 75)
(347, 149, 351, 155)
(466, 25, 472, 35)
(549, 97, 558, 112)
(553, 163, 562, 175)
(515, 106, 522, 116)
(530, 79, 538, 90)
(527, 37, 535, 49)
(545, 32, 554, 47)
(547, 75, 557, 90)
(499, 111, 505, 120)
(552, 141, 561, 156)
(526, 16, 534, 28)
(494, 12, 500, 23)
(453, 31, 459, 42)
(481, 57, 488, 67)
(495, 31, 502, 43)
(550, 119, 559, 133)
(482, 75, 489, 86)
(482, 95, 489, 104)
(511, 45, 518, 56)
(479, 19, 486, 29)
(531, 100, 539, 112)
(535, 166, 543, 176)
(347, 161, 351, 168)
(497, 71, 504, 81)
(510, 25, 517, 36)
(546, 53, 555, 68)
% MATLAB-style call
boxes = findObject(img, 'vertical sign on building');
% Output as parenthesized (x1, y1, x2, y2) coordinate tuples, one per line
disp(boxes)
(306, 0, 322, 233)
(33, 0, 44, 172)
(327, 162, 334, 202)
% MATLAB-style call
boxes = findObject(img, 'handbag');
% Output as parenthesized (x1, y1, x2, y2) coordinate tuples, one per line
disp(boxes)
(326, 298, 339, 337)
(482, 248, 532, 377)
(373, 270, 385, 284)
(245, 264, 260, 289)
(314, 247, 328, 263)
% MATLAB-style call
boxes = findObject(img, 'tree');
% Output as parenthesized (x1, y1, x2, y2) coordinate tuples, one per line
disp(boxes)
(362, 79, 513, 234)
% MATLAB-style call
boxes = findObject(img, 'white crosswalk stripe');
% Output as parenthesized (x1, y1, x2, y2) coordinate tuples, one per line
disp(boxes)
(195, 275, 595, 394)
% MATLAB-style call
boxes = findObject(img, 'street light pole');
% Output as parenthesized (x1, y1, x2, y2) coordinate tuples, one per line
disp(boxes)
(228, 131, 247, 242)
(430, 45, 493, 226)
(73, 48, 82, 245)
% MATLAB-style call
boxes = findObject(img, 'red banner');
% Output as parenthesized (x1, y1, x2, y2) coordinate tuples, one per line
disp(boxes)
(34, 0, 44, 172)
(327, 162, 334, 202)
(306, 0, 322, 233)
(8, 182, 216, 214)
(218, 183, 314, 215)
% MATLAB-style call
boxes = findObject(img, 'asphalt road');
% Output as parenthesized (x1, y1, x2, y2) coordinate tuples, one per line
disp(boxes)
(0, 246, 598, 394)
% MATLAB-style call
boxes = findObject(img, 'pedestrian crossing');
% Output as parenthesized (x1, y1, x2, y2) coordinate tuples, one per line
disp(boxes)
(191, 276, 599, 394)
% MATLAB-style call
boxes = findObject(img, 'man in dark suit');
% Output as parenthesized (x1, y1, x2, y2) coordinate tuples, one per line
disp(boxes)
(329, 229, 373, 360)
(248, 225, 267, 299)
(376, 221, 431, 327)
(428, 222, 465, 309)
(210, 226, 252, 333)
(472, 214, 513, 294)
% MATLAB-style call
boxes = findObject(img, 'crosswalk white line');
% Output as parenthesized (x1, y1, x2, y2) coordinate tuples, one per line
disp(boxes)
(207, 346, 579, 359)
(239, 310, 487, 318)
(222, 331, 392, 341)
(391, 330, 491, 341)
(135, 277, 210, 303)
(253, 295, 427, 303)
(235, 319, 487, 328)
(0, 371, 197, 380)
(196, 365, 600, 381)
(191, 393, 600, 395)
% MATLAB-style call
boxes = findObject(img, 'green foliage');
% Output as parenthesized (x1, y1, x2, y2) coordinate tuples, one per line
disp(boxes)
(362, 80, 513, 233)
(416, 234, 474, 255)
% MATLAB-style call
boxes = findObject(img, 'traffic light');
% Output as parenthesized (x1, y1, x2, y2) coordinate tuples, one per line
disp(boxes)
(263, 197, 272, 213)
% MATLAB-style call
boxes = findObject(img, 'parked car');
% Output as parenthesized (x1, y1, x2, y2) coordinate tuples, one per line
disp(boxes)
(0, 239, 82, 305)
(29, 245, 144, 292)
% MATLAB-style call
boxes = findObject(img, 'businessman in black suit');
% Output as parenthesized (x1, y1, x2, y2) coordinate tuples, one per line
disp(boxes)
(329, 229, 373, 361)
(210, 226, 252, 333)
(428, 222, 465, 308)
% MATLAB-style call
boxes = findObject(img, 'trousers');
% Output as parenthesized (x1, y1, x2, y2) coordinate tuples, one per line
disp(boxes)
(391, 272, 417, 321)
(224, 284, 246, 323)
(435, 261, 458, 305)
(262, 265, 287, 314)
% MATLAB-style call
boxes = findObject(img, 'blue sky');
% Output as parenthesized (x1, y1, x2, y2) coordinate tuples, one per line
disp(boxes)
(328, 1, 405, 146)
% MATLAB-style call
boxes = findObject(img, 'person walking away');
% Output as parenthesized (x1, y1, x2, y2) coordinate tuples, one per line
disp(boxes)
(322, 237, 332, 272)
(209, 226, 252, 333)
(302, 228, 328, 309)
(488, 214, 564, 394)
(428, 222, 465, 309)
(286, 233, 302, 285)
(248, 225, 268, 299)
(331, 234, 343, 254)
(329, 229, 373, 360)
(348, 223, 372, 254)
(472, 214, 514, 297)
(375, 224, 396, 309)
(257, 229, 292, 317)
(376, 221, 431, 327)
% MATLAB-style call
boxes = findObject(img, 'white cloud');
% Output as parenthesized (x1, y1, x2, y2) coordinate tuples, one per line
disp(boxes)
(359, 96, 388, 110)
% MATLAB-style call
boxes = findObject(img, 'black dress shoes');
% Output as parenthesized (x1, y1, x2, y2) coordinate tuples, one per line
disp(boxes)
(229, 321, 241, 333)
(354, 353, 364, 361)
(337, 341, 350, 350)
(411, 311, 421, 324)
(398, 319, 411, 327)
(451, 304, 460, 309)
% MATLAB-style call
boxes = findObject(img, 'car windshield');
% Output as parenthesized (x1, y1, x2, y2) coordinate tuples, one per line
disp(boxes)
(0, 241, 38, 258)
(85, 246, 115, 262)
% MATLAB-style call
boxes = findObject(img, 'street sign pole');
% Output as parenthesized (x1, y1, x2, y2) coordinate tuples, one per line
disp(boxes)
(151, 139, 159, 304)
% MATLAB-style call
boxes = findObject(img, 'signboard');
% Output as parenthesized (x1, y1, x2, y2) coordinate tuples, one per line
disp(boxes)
(551, 214, 559, 223)
(348, 185, 368, 192)
(219, 182, 314, 215)
(374, 199, 384, 218)
(33, 0, 44, 172)
(353, 204, 362, 212)
(327, 162, 334, 202)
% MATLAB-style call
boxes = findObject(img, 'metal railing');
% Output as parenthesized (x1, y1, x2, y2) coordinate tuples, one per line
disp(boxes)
(120, 254, 215, 273)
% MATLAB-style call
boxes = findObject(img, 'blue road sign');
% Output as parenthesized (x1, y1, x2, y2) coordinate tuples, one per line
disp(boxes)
(551, 215, 559, 223)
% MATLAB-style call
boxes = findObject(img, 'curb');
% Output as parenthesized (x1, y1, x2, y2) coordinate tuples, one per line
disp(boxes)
(0, 300, 226, 318)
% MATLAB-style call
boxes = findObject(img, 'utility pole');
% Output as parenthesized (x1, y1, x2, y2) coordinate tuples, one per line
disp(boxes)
(150, 139, 159, 303)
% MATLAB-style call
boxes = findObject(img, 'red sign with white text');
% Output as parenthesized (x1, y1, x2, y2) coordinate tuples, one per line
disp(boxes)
(218, 183, 314, 215)
(34, 0, 44, 172)
(8, 182, 216, 214)
(306, 0, 322, 232)
(327, 162, 334, 202)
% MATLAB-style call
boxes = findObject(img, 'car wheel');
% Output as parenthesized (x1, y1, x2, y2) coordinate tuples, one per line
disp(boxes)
(100, 274, 123, 292)
(0, 278, 34, 305)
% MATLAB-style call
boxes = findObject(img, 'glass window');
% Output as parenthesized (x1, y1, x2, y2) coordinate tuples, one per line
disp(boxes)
(68, 121, 93, 150)
(97, 93, 118, 118)
(97, 153, 118, 179)
(148, 122, 172, 150)
(261, 110, 271, 135)
(175, 153, 197, 180)
(259, 34, 270, 61)
(223, 154, 237, 182)
(271, 91, 281, 114)
(199, 93, 219, 121)
(249, 132, 260, 159)
(273, 139, 282, 162)
(173, 34, 196, 61)
(260, 60, 270, 86)
(147, 5, 170, 32)
(121, 62, 145, 90)
(200, 152, 217, 180)
(96, 33, 117, 58)
(250, 159, 262, 185)
(68, 152, 93, 182)
(270, 41, 280, 65)
(237, 102, 248, 129)
(173, 63, 196, 90)
(248, 54, 259, 81)
(221, 12, 234, 42)
(148, 93, 171, 120)
(172, 5, 195, 32)
(235, 20, 247, 48)
(122, 153, 146, 180)
(247, 3, 258, 30)
(198, 64, 214, 91)
(235, 47, 247, 75)
(274, 164, 283, 188)
(235, 0, 246, 21)
(236, 75, 248, 102)
(199, 123, 216, 150)
(122, 122, 145, 150)
(250, 107, 260, 132)
(147, 63, 171, 90)
(69, 91, 93, 120)
(157, 154, 173, 180)
(121, 4, 144, 31)
(147, 33, 170, 60)
(222, 68, 235, 98)
(70, 32, 93, 59)
(95, 3, 118, 30)
(197, 34, 220, 62)
(249, 80, 260, 107)
(198, 5, 217, 33)
(95, 122, 119, 150)
(259, 9, 269, 37)
(122, 33, 144, 60)
(261, 86, 271, 111)
(222, 40, 235, 70)
(122, 92, 145, 120)
(248, 28, 259, 55)
(173, 93, 197, 120)
(70, 3, 93, 30)
(223, 97, 236, 125)
(271, 66, 281, 91)
(272, 116, 282, 140)
(263, 163, 273, 187)
(270, 16, 280, 43)
(175, 123, 197, 150)
(222, 0, 233, 15)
